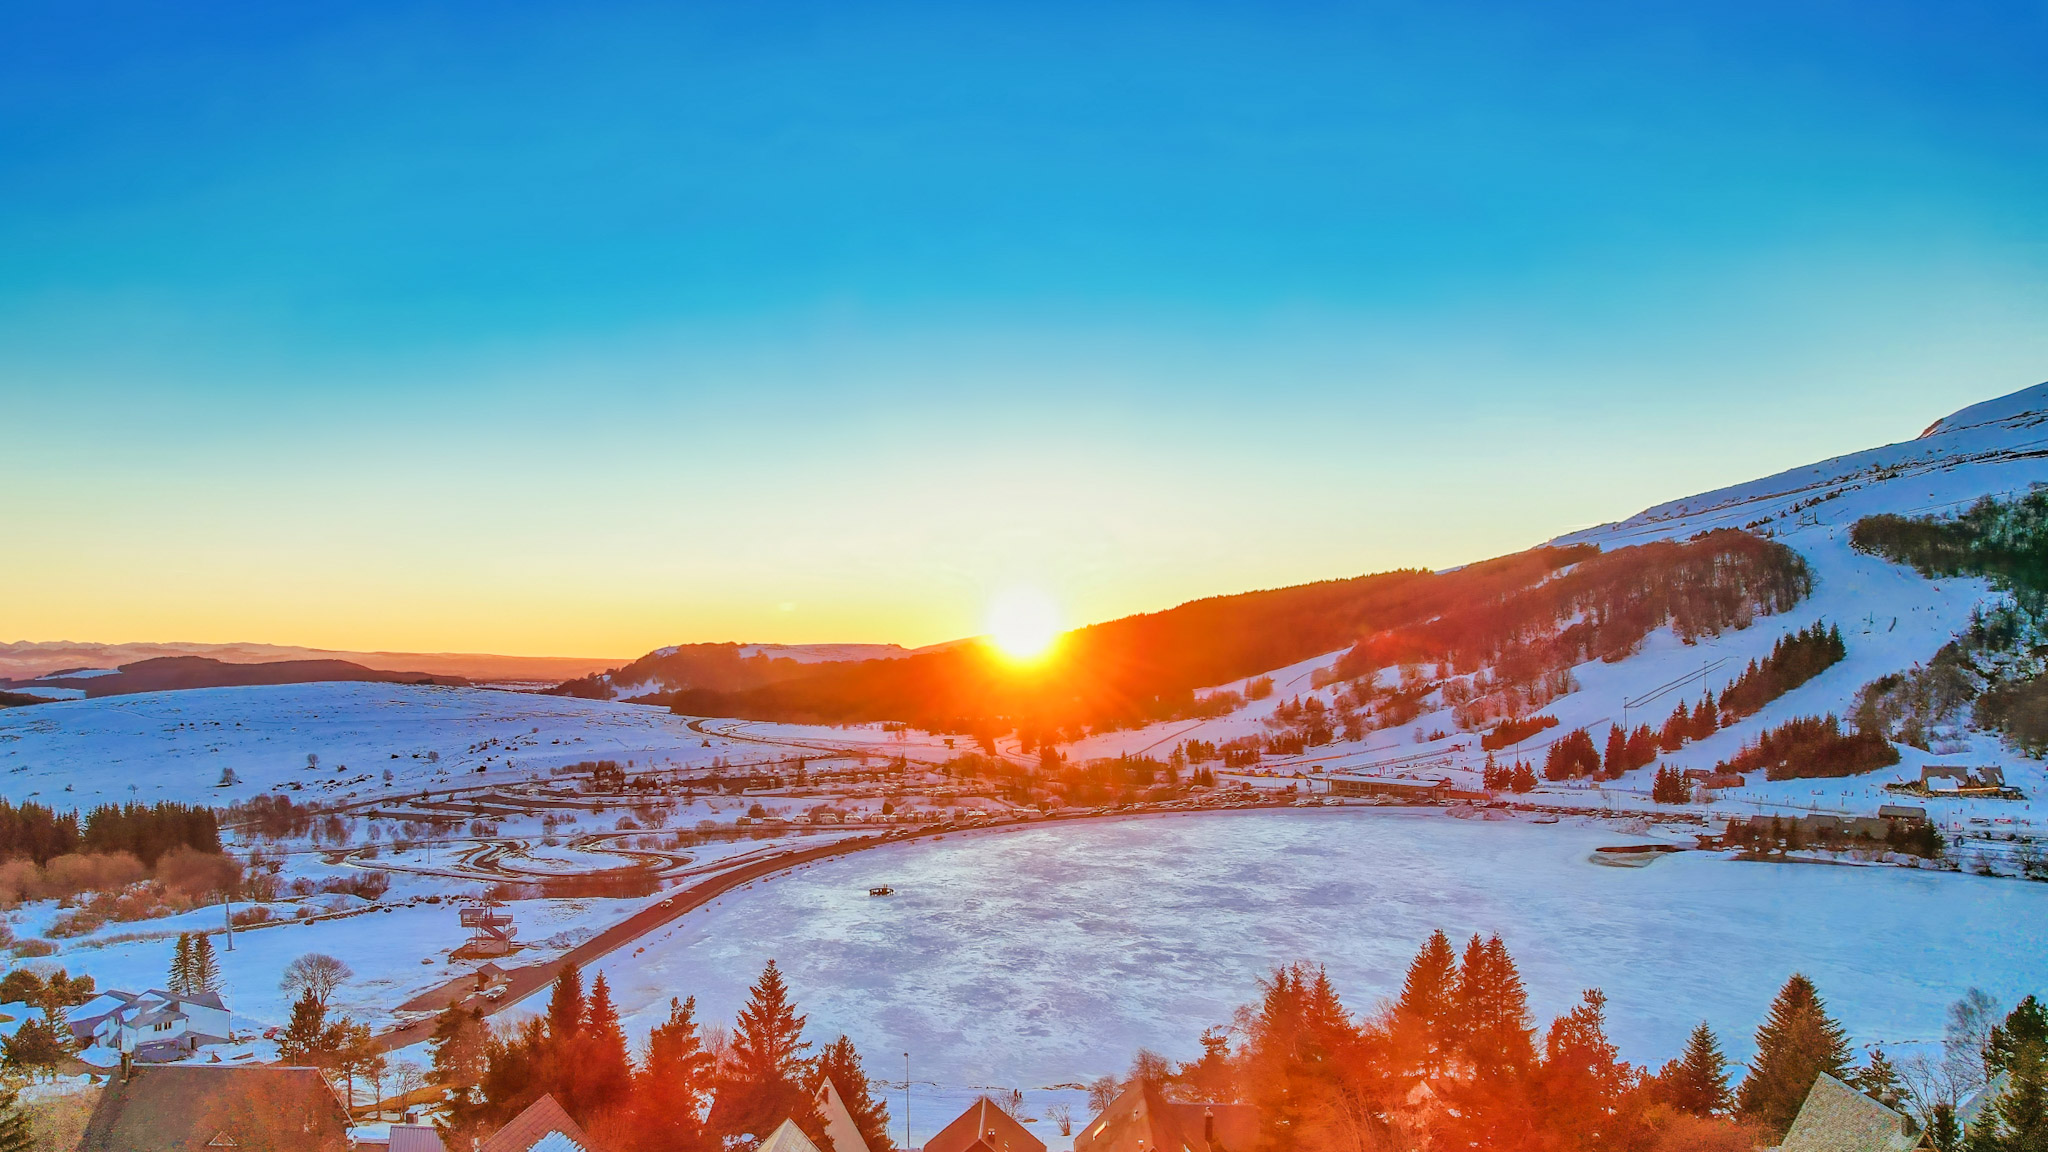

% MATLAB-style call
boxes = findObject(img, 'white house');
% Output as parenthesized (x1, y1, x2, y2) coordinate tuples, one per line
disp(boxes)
(77, 988, 231, 1059)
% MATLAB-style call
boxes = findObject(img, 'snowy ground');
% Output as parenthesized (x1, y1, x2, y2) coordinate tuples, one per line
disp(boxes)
(530, 808, 2048, 1150)
(0, 682, 963, 808)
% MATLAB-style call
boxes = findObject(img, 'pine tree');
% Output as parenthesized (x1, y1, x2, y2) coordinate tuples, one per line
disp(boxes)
(1853, 1046, 1907, 1111)
(574, 972, 633, 1121)
(1510, 761, 1537, 793)
(1537, 989, 1629, 1142)
(277, 988, 331, 1066)
(1989, 995, 2048, 1076)
(814, 1035, 895, 1152)
(1963, 1038, 2046, 1152)
(1665, 1022, 1732, 1116)
(712, 960, 822, 1147)
(1394, 929, 1460, 1076)
(547, 965, 586, 1045)
(189, 934, 220, 994)
(169, 933, 193, 996)
(1603, 725, 1628, 775)
(1738, 973, 1853, 1138)
(0, 1085, 31, 1152)
(631, 997, 716, 1152)
(1454, 934, 1534, 1076)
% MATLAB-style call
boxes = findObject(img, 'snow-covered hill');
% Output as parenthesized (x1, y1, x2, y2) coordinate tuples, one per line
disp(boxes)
(1059, 381, 2048, 837)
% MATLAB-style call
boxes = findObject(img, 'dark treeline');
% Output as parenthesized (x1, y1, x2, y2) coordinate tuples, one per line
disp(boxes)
(661, 532, 1806, 742)
(1331, 531, 1809, 692)
(431, 960, 895, 1152)
(1723, 815, 1941, 859)
(670, 546, 1595, 735)
(552, 644, 831, 702)
(1853, 491, 2048, 609)
(0, 799, 219, 866)
(1853, 492, 2048, 754)
(1716, 623, 1847, 721)
(1715, 715, 1900, 781)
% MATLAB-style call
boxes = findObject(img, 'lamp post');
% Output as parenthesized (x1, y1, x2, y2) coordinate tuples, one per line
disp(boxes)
(904, 1052, 912, 1152)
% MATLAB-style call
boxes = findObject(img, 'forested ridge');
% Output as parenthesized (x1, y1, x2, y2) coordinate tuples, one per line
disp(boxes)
(659, 530, 1810, 740)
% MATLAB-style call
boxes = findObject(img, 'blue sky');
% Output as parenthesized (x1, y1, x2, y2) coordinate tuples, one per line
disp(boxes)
(4, 0, 2046, 654)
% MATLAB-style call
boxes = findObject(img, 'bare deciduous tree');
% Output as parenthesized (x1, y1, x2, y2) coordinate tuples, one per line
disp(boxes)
(281, 953, 354, 1007)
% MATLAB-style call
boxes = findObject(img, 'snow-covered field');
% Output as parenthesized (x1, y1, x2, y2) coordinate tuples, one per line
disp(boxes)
(0, 682, 959, 807)
(551, 808, 2048, 1145)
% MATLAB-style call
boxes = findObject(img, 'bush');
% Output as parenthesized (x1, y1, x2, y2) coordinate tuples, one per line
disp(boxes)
(154, 847, 242, 899)
(11, 941, 53, 959)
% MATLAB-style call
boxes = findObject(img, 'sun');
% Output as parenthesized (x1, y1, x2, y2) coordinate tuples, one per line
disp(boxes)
(986, 586, 1061, 662)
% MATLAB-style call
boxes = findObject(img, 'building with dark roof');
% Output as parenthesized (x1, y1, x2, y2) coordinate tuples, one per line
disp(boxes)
(480, 1093, 593, 1152)
(1778, 1073, 1929, 1152)
(78, 1063, 350, 1151)
(923, 1096, 1046, 1152)
(1075, 1082, 1258, 1152)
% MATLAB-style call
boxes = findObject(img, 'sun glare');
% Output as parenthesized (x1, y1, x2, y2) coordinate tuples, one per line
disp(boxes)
(987, 586, 1061, 662)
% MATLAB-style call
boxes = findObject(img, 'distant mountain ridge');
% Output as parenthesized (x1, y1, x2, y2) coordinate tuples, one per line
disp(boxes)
(7, 656, 466, 699)
(0, 640, 620, 684)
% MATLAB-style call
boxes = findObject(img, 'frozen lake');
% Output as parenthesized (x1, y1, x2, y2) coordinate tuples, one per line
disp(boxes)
(563, 808, 2048, 1134)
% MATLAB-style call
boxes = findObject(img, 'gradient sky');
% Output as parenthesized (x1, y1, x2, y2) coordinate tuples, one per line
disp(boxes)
(4, 0, 2046, 657)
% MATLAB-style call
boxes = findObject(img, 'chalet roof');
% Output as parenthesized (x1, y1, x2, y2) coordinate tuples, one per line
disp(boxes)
(480, 1093, 591, 1152)
(761, 1118, 826, 1152)
(924, 1097, 1046, 1152)
(77, 1064, 350, 1152)
(1075, 1082, 1256, 1152)
(1878, 805, 1928, 821)
(389, 1123, 452, 1152)
(818, 1075, 873, 1152)
(1779, 1073, 1927, 1152)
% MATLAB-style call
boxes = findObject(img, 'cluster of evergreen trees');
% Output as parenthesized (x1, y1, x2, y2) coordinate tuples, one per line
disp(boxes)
(1480, 754, 1537, 793)
(1716, 623, 1847, 721)
(1482, 714, 1557, 752)
(1114, 933, 2041, 1151)
(1715, 714, 1900, 781)
(1722, 815, 1942, 859)
(1115, 931, 1919, 1151)
(0, 799, 219, 866)
(167, 932, 223, 996)
(1650, 765, 1692, 804)
(431, 961, 895, 1152)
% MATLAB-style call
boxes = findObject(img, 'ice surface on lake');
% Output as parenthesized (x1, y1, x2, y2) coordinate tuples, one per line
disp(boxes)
(576, 809, 2048, 1104)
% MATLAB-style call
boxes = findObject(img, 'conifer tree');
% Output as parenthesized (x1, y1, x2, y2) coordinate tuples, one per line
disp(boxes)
(0, 1085, 29, 1152)
(189, 934, 220, 994)
(169, 933, 194, 996)
(1603, 725, 1628, 775)
(1989, 995, 2048, 1076)
(576, 972, 633, 1121)
(1454, 934, 1534, 1075)
(1536, 989, 1629, 1142)
(814, 1035, 895, 1152)
(1394, 930, 1460, 1076)
(547, 965, 586, 1045)
(1854, 1046, 1907, 1111)
(632, 996, 716, 1152)
(277, 989, 331, 1065)
(1738, 973, 1852, 1137)
(1664, 1022, 1732, 1116)
(1963, 1037, 2046, 1152)
(712, 959, 822, 1147)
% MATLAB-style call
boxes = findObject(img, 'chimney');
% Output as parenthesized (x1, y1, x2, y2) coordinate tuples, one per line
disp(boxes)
(1203, 1109, 1215, 1147)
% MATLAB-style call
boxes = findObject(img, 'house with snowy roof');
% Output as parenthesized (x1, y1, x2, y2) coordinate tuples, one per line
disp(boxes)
(76, 987, 231, 1059)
